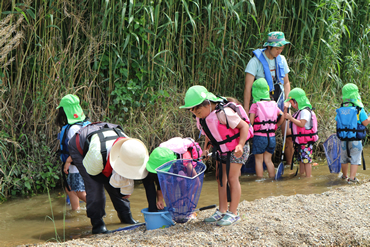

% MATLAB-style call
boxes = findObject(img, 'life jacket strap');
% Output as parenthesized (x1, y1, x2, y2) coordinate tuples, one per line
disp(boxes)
(253, 120, 277, 125)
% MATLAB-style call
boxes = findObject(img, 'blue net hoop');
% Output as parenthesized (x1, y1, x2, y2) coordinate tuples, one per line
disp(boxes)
(156, 159, 206, 223)
(323, 134, 341, 173)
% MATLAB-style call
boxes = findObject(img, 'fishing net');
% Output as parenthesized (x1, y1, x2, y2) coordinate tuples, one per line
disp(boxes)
(323, 134, 341, 173)
(156, 159, 206, 223)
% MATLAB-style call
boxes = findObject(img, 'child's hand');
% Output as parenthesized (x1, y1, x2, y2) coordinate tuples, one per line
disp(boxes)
(203, 149, 210, 160)
(63, 162, 71, 174)
(122, 195, 131, 199)
(284, 112, 293, 121)
(234, 144, 244, 158)
(156, 190, 165, 210)
(156, 200, 165, 210)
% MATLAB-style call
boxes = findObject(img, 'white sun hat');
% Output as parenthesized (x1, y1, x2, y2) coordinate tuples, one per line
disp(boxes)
(109, 138, 149, 180)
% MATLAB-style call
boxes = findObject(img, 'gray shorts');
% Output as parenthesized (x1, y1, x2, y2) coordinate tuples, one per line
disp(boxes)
(221, 143, 250, 164)
(340, 141, 362, 165)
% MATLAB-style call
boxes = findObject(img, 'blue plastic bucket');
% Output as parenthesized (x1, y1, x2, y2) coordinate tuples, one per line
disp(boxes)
(141, 207, 175, 230)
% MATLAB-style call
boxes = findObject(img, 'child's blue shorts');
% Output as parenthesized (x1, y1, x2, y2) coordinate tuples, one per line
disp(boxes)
(67, 173, 86, 192)
(251, 135, 276, 155)
(340, 140, 362, 165)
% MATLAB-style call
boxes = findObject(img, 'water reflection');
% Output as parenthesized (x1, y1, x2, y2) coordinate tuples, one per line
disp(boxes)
(0, 149, 369, 246)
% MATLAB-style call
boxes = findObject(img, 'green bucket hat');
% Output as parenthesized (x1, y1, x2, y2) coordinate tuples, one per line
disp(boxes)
(146, 147, 177, 173)
(56, 94, 86, 124)
(342, 83, 363, 108)
(284, 88, 312, 110)
(179, 85, 222, 109)
(252, 78, 271, 103)
(263, 32, 290, 47)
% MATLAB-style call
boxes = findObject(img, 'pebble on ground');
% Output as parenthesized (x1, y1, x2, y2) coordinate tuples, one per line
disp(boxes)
(27, 181, 370, 247)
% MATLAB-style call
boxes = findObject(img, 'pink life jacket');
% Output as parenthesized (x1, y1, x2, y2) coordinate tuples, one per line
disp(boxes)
(253, 101, 279, 135)
(291, 108, 319, 144)
(197, 102, 253, 153)
(159, 137, 202, 160)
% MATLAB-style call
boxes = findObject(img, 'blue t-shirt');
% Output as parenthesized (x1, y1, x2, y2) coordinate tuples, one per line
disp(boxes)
(245, 51, 290, 81)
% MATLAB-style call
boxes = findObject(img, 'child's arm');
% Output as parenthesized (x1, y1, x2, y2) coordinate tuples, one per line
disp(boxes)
(284, 112, 306, 128)
(234, 120, 250, 158)
(203, 136, 211, 159)
(249, 113, 256, 125)
(63, 156, 73, 174)
(276, 110, 284, 127)
(361, 115, 370, 126)
(156, 190, 165, 210)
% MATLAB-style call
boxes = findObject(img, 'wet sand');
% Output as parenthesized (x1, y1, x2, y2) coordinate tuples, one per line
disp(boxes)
(29, 180, 370, 246)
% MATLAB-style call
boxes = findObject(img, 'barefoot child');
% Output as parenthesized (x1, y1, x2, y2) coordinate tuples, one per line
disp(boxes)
(180, 86, 252, 226)
(284, 88, 318, 177)
(336, 83, 370, 183)
(249, 78, 284, 178)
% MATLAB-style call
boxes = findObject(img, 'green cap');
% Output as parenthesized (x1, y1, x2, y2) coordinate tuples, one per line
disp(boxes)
(263, 32, 290, 47)
(179, 85, 222, 109)
(56, 94, 86, 124)
(342, 83, 363, 108)
(284, 88, 312, 110)
(252, 78, 271, 103)
(146, 147, 177, 173)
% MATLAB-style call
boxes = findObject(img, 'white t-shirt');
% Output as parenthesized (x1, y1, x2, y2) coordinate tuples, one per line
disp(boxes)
(245, 51, 290, 82)
(67, 124, 83, 173)
(217, 107, 242, 129)
(299, 109, 312, 130)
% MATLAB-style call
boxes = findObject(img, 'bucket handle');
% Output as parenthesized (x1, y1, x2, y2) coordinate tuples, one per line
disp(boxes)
(161, 213, 175, 226)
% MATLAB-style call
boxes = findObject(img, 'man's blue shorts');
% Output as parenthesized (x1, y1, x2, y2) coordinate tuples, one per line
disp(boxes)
(251, 135, 276, 155)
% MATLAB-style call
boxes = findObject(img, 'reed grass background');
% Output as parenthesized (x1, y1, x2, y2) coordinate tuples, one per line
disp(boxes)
(0, 0, 369, 200)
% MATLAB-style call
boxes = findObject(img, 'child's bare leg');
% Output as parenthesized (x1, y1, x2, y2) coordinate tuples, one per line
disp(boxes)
(349, 164, 358, 180)
(263, 152, 275, 178)
(255, 154, 264, 178)
(76, 191, 87, 203)
(341, 163, 349, 177)
(304, 163, 312, 177)
(299, 161, 305, 176)
(216, 162, 228, 213)
(228, 163, 242, 215)
(66, 187, 80, 210)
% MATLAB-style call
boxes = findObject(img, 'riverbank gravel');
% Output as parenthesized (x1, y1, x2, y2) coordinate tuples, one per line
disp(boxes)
(27, 180, 370, 246)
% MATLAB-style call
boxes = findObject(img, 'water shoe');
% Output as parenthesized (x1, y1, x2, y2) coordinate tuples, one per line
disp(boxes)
(204, 209, 225, 222)
(216, 212, 240, 226)
(347, 177, 359, 184)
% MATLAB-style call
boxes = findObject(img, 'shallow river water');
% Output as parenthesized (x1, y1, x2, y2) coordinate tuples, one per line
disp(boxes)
(1, 147, 370, 246)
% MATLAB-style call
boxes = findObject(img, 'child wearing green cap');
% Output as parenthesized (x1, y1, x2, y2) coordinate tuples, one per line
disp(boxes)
(284, 88, 319, 177)
(180, 85, 252, 226)
(56, 94, 89, 210)
(249, 78, 284, 178)
(143, 147, 177, 212)
(336, 83, 370, 183)
(144, 138, 203, 213)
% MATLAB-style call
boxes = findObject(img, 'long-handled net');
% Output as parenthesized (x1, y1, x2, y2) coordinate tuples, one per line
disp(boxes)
(323, 134, 341, 173)
(156, 159, 206, 223)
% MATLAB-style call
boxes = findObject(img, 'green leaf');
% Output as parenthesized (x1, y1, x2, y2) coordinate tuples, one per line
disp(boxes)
(14, 7, 29, 24)
(24, 181, 31, 190)
(46, 25, 61, 32)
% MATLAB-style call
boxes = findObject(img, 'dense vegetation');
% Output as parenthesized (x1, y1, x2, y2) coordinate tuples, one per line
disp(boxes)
(0, 0, 369, 201)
